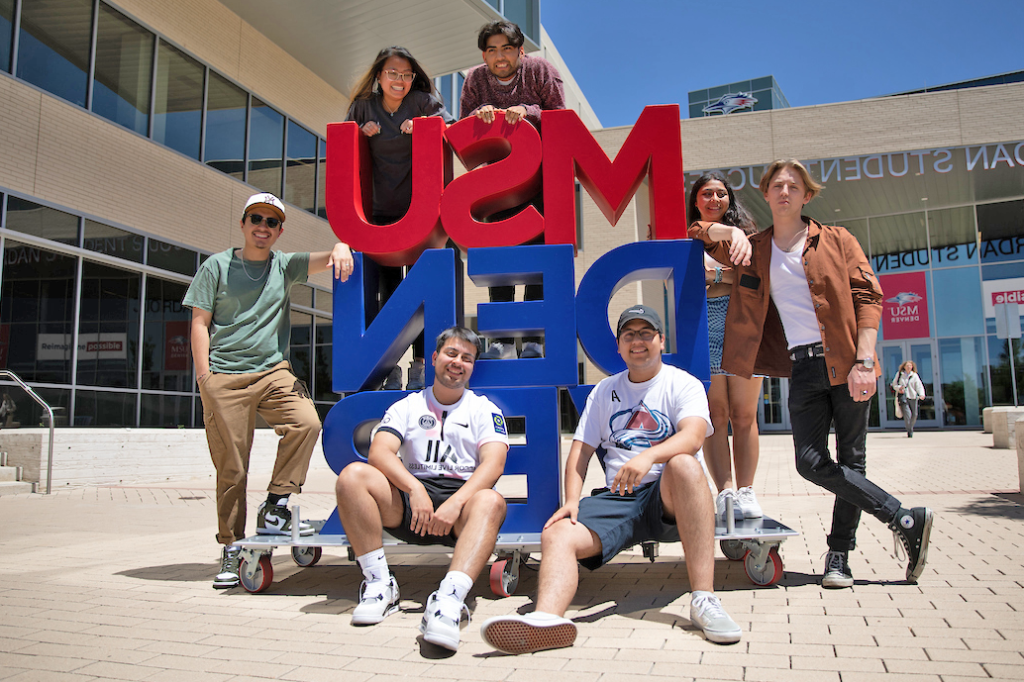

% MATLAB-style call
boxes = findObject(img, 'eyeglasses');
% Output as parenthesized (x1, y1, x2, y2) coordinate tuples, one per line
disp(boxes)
(700, 189, 728, 199)
(247, 214, 280, 229)
(619, 329, 659, 343)
(381, 69, 415, 82)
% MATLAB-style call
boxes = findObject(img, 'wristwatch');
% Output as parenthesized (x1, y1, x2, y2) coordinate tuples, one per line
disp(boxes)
(854, 357, 874, 370)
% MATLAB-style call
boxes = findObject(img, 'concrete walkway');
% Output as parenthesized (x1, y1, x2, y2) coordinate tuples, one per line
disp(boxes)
(1, 430, 1021, 681)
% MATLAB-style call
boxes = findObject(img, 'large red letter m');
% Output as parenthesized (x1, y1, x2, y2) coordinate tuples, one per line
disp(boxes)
(542, 104, 685, 246)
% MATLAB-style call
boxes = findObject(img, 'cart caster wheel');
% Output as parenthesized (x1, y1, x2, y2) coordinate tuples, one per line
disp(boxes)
(240, 554, 274, 593)
(720, 539, 746, 561)
(489, 558, 519, 597)
(291, 546, 322, 567)
(744, 547, 783, 586)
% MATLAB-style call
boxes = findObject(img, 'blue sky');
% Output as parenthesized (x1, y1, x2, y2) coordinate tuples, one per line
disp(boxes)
(542, 0, 1024, 128)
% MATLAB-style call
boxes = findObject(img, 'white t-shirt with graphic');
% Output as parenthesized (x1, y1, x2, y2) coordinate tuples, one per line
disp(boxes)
(575, 364, 713, 488)
(374, 387, 509, 480)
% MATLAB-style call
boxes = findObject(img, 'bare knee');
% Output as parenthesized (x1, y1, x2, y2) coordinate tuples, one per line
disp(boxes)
(335, 461, 374, 497)
(465, 488, 507, 521)
(709, 400, 730, 431)
(729, 403, 757, 430)
(663, 454, 705, 483)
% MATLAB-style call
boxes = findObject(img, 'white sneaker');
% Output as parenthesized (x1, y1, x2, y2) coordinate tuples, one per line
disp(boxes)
(735, 487, 763, 519)
(480, 612, 577, 654)
(351, 573, 400, 625)
(419, 591, 470, 651)
(689, 591, 741, 644)
(715, 489, 737, 519)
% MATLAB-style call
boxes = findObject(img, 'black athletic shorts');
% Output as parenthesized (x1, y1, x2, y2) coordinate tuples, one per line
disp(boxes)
(385, 476, 466, 547)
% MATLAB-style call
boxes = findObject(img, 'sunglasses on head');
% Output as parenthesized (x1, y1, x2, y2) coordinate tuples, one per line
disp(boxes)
(246, 214, 280, 229)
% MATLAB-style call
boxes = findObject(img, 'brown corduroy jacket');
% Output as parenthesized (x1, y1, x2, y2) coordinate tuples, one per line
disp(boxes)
(689, 217, 883, 386)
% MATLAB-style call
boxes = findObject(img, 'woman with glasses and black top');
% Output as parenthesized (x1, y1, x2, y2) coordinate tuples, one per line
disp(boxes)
(346, 46, 455, 391)
(891, 361, 926, 437)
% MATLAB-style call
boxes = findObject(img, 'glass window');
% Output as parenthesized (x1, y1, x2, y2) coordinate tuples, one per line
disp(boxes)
(315, 288, 332, 314)
(290, 310, 312, 393)
(76, 261, 140, 388)
(1, 0, 14, 73)
(74, 389, 136, 427)
(92, 4, 154, 135)
(285, 120, 317, 213)
(16, 0, 92, 106)
(83, 220, 144, 263)
(524, 2, 543, 38)
(439, 74, 452, 115)
(869, 212, 929, 275)
(0, 386, 70, 428)
(5, 197, 79, 245)
(147, 238, 196, 275)
(932, 267, 984, 338)
(938, 337, 987, 426)
(455, 73, 464, 118)
(0, 241, 77, 384)
(142, 277, 191, 391)
(977, 199, 1024, 264)
(317, 138, 327, 219)
(987, 336, 1023, 406)
(836, 219, 868, 256)
(314, 317, 333, 401)
(204, 71, 247, 179)
(291, 284, 313, 309)
(928, 206, 978, 267)
(140, 392, 192, 427)
(153, 41, 203, 160)
(249, 97, 284, 195)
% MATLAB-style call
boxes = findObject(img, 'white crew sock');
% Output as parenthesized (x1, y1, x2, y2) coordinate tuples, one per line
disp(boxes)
(438, 570, 473, 603)
(355, 549, 389, 584)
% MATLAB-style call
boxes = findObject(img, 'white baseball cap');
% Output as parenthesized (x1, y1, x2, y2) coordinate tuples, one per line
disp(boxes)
(243, 193, 286, 222)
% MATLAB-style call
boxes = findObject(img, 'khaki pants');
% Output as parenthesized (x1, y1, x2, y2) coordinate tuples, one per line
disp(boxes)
(198, 361, 321, 544)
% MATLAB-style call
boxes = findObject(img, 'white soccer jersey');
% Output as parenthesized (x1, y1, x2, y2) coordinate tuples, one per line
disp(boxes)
(575, 364, 713, 488)
(375, 387, 509, 480)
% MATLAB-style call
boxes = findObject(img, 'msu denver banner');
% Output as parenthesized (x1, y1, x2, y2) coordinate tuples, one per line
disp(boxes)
(879, 271, 930, 340)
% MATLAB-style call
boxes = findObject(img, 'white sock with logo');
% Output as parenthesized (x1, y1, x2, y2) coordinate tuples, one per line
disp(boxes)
(355, 549, 389, 584)
(438, 570, 473, 603)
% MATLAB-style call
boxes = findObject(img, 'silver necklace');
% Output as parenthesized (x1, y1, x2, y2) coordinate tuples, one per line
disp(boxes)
(241, 252, 271, 281)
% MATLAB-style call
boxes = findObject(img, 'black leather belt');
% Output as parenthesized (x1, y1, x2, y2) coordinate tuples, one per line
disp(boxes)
(789, 342, 825, 362)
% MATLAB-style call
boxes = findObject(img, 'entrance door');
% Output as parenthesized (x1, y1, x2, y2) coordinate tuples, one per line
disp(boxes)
(879, 340, 941, 429)
(758, 377, 790, 431)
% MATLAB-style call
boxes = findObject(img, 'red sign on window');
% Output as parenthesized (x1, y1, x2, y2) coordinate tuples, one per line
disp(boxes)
(165, 321, 190, 371)
(879, 271, 930, 340)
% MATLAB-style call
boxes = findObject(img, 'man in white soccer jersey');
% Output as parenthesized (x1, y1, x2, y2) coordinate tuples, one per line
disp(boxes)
(334, 326, 509, 650)
(481, 305, 742, 651)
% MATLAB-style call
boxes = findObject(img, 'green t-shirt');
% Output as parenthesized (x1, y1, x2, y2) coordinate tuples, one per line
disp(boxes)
(183, 248, 310, 373)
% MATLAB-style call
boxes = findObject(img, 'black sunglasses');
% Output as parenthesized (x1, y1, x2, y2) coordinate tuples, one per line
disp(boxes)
(246, 213, 281, 229)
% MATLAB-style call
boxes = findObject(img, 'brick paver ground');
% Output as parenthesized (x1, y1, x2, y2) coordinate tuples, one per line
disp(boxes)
(1, 430, 1021, 681)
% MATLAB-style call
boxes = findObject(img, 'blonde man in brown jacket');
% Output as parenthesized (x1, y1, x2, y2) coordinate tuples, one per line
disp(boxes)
(690, 159, 934, 588)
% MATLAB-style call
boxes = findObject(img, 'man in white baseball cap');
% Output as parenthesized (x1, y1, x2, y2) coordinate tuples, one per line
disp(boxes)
(184, 192, 355, 589)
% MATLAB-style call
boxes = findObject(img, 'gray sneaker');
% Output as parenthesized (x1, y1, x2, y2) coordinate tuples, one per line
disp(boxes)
(406, 360, 425, 391)
(689, 591, 741, 644)
(213, 546, 240, 589)
(821, 550, 854, 588)
(382, 366, 403, 390)
(520, 342, 544, 358)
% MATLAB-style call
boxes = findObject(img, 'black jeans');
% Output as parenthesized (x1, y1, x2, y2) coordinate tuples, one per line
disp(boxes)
(788, 358, 901, 551)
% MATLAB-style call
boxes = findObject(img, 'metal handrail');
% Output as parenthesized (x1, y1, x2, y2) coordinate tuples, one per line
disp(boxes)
(0, 370, 55, 494)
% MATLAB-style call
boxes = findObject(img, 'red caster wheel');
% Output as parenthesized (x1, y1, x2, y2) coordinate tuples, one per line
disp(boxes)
(240, 554, 274, 593)
(489, 557, 519, 597)
(744, 547, 783, 586)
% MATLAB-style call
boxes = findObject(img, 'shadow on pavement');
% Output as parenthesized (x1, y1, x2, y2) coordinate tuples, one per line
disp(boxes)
(949, 491, 1024, 518)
